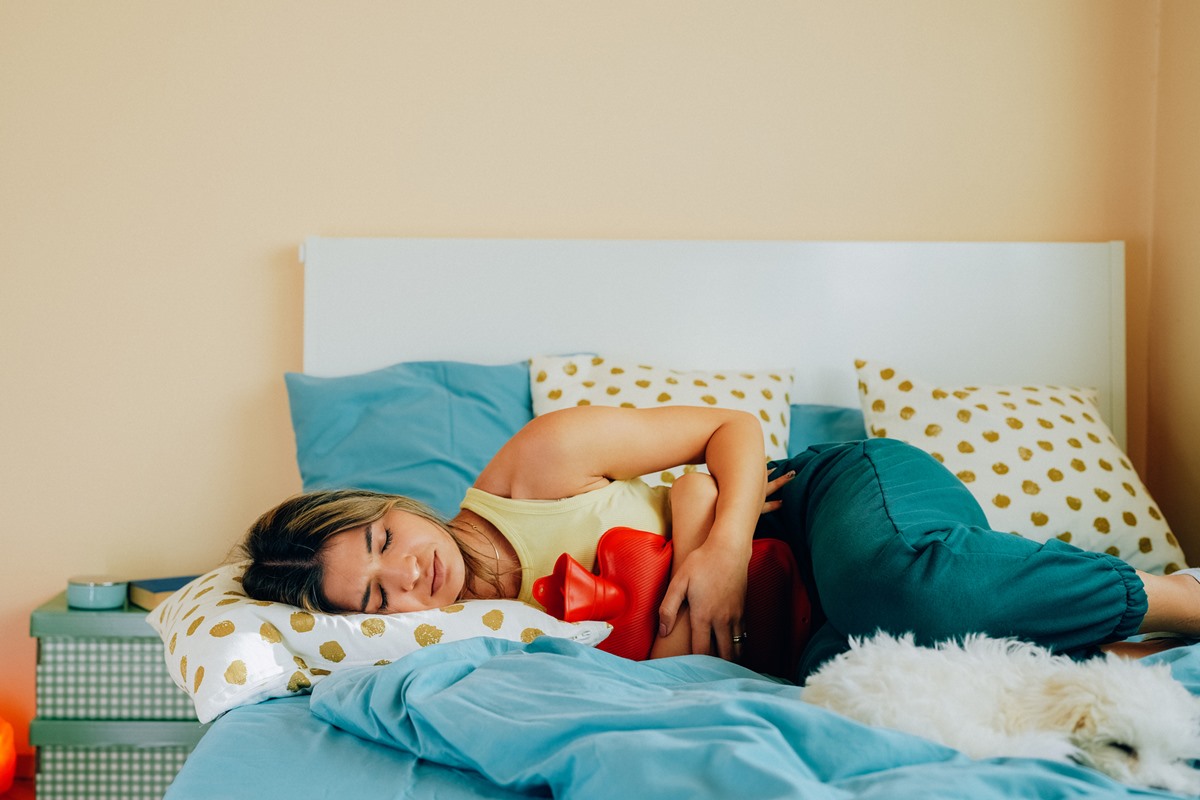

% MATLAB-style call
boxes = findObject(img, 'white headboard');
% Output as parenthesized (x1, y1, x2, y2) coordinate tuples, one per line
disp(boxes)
(299, 238, 1127, 447)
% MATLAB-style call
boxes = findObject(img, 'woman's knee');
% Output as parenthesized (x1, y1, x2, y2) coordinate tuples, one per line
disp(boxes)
(668, 471, 720, 557)
(670, 470, 718, 503)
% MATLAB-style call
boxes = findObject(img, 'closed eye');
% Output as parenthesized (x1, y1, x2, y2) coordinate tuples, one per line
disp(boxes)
(1106, 742, 1137, 758)
(375, 527, 393, 612)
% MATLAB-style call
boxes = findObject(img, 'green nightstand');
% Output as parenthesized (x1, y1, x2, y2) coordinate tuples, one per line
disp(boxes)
(29, 593, 207, 800)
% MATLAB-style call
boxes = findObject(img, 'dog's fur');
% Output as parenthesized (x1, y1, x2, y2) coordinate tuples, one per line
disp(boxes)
(802, 632, 1200, 794)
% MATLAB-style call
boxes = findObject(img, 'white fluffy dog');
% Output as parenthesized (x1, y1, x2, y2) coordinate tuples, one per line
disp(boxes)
(802, 632, 1200, 794)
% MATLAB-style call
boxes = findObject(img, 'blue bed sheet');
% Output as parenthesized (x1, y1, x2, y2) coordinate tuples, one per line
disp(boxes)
(164, 691, 532, 800)
(303, 637, 1195, 800)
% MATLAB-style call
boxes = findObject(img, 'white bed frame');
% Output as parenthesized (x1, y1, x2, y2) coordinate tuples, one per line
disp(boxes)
(299, 238, 1127, 447)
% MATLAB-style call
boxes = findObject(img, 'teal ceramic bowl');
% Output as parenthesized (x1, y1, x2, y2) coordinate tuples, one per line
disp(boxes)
(67, 575, 128, 610)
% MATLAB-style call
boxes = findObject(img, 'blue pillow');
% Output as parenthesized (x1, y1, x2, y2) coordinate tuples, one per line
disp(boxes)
(788, 404, 867, 454)
(285, 361, 534, 518)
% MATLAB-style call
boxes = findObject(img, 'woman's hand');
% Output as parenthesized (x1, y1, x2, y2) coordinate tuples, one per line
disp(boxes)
(657, 536, 749, 660)
(760, 469, 795, 514)
(656, 467, 795, 660)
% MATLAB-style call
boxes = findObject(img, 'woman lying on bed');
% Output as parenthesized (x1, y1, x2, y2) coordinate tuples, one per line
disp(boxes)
(240, 406, 1200, 678)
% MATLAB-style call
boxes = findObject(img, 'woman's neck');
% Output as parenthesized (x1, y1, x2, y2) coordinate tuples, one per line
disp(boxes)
(452, 510, 521, 600)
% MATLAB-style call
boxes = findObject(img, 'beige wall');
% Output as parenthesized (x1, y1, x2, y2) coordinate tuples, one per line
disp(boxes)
(1148, 1, 1200, 573)
(0, 1, 1179, 755)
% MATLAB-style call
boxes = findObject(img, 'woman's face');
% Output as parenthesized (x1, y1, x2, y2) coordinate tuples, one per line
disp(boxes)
(320, 507, 466, 614)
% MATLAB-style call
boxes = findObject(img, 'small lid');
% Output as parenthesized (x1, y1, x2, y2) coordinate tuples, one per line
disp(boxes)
(67, 574, 124, 587)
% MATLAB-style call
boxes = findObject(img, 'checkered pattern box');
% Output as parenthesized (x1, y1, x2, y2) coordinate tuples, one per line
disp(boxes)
(31, 594, 206, 800)
(31, 593, 196, 721)
(30, 721, 206, 800)
(37, 639, 195, 720)
(36, 744, 192, 800)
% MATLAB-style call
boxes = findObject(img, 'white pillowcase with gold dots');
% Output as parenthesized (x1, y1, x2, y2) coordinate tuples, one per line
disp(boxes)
(148, 562, 611, 723)
(530, 355, 793, 487)
(855, 360, 1187, 574)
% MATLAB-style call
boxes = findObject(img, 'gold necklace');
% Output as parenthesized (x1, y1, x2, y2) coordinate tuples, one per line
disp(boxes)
(459, 517, 502, 567)
(456, 517, 512, 600)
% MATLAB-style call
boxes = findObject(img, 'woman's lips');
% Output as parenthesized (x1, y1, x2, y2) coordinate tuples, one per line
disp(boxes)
(430, 552, 443, 597)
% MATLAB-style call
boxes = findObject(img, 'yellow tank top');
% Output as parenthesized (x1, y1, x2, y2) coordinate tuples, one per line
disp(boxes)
(461, 479, 672, 608)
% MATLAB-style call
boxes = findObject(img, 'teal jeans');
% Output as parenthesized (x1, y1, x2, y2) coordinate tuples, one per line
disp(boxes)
(755, 439, 1148, 681)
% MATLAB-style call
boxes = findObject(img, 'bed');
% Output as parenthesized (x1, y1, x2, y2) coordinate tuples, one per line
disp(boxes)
(161, 238, 1200, 799)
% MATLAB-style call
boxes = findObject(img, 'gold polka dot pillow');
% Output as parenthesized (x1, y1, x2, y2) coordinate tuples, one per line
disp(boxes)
(148, 562, 611, 722)
(855, 360, 1186, 574)
(531, 355, 793, 486)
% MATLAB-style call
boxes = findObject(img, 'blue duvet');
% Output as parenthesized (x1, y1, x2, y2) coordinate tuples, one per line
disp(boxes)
(310, 637, 1191, 799)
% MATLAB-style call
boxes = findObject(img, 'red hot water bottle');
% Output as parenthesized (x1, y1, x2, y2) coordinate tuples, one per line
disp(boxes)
(532, 527, 813, 677)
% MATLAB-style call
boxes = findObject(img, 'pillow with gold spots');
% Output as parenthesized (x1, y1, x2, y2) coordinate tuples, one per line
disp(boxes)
(530, 355, 793, 487)
(148, 562, 612, 723)
(855, 360, 1187, 574)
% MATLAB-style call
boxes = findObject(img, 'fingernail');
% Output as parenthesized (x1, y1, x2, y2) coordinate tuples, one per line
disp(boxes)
(659, 623, 668, 638)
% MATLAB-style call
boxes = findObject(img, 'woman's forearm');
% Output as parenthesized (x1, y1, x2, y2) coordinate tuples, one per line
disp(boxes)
(698, 412, 767, 558)
(654, 412, 767, 657)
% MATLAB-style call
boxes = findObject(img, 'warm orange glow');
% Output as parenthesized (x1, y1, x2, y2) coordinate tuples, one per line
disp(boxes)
(0, 715, 15, 794)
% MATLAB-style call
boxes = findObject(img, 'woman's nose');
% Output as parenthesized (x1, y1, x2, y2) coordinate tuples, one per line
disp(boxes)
(385, 554, 420, 592)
